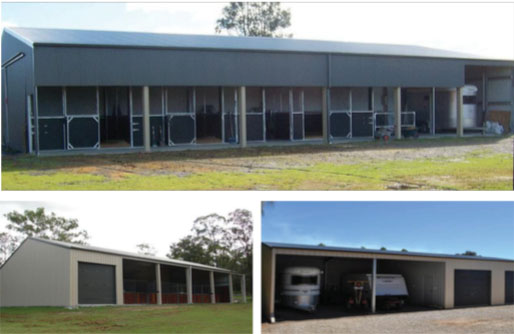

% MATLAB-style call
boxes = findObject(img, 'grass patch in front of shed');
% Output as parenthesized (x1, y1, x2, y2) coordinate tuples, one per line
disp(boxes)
(0, 302, 252, 333)
(2, 136, 512, 190)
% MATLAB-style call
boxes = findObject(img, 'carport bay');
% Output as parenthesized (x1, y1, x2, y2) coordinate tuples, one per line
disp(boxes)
(262, 242, 514, 323)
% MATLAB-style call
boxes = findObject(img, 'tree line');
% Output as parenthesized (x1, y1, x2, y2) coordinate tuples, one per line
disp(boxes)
(0, 208, 253, 294)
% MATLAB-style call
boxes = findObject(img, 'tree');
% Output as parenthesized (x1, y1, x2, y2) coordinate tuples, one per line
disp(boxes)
(0, 232, 19, 265)
(168, 235, 215, 264)
(401, 248, 408, 252)
(215, 2, 292, 37)
(1, 207, 90, 265)
(136, 243, 157, 256)
(318, 243, 326, 247)
(167, 209, 253, 295)
(4, 208, 89, 244)
(458, 250, 478, 256)
(380, 247, 387, 251)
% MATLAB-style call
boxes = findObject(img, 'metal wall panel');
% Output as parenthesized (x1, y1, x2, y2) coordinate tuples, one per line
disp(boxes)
(39, 118, 65, 150)
(444, 258, 514, 308)
(34, 46, 328, 87)
(0, 239, 71, 307)
(331, 55, 465, 87)
(247, 114, 264, 141)
(1, 32, 35, 153)
(330, 113, 350, 138)
(68, 117, 99, 148)
(169, 116, 195, 144)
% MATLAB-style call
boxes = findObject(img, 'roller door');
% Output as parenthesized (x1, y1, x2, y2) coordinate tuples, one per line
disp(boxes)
(506, 271, 514, 304)
(78, 262, 116, 304)
(454, 270, 490, 307)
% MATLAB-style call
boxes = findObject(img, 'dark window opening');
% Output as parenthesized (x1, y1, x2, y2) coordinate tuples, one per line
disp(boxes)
(291, 275, 318, 285)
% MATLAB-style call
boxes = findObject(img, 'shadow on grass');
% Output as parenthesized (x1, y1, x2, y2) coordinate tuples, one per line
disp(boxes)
(2, 135, 510, 173)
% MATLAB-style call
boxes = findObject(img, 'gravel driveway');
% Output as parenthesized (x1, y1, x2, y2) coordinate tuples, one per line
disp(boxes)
(262, 305, 514, 334)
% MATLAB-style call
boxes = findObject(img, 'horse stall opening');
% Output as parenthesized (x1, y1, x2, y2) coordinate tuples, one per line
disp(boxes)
(160, 264, 188, 304)
(195, 87, 222, 144)
(265, 87, 290, 141)
(192, 269, 212, 303)
(402, 88, 431, 134)
(246, 87, 264, 142)
(214, 272, 230, 303)
(303, 87, 323, 139)
(99, 87, 130, 148)
(123, 259, 157, 304)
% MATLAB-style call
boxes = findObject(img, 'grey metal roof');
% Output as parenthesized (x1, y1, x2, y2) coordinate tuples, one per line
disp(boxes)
(28, 237, 233, 273)
(5, 26, 510, 61)
(263, 242, 514, 262)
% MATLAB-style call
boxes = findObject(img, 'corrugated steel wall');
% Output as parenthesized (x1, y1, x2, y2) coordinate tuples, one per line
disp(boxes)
(33, 45, 472, 88)
(262, 245, 275, 321)
(1, 32, 35, 152)
(33, 46, 328, 87)
(444, 259, 514, 308)
(0, 239, 70, 307)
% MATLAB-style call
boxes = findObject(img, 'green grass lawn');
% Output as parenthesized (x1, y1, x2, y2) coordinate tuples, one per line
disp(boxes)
(2, 137, 512, 190)
(0, 303, 252, 333)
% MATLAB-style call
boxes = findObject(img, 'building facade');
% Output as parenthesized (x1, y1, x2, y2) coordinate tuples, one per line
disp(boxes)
(262, 242, 514, 323)
(0, 238, 245, 307)
(2, 27, 514, 154)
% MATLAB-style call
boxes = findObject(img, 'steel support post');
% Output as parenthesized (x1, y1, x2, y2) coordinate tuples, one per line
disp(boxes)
(228, 273, 234, 303)
(186, 266, 193, 304)
(322, 87, 329, 144)
(155, 264, 162, 305)
(457, 86, 464, 137)
(241, 274, 247, 303)
(431, 87, 436, 135)
(238, 86, 247, 148)
(394, 87, 402, 139)
(210, 271, 215, 304)
(372, 257, 377, 313)
(142, 86, 151, 152)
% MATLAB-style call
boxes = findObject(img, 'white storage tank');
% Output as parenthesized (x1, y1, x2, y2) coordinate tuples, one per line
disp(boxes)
(436, 85, 480, 130)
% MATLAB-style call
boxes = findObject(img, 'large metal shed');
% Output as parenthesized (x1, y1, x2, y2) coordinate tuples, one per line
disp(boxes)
(0, 237, 246, 307)
(2, 27, 514, 154)
(262, 242, 514, 323)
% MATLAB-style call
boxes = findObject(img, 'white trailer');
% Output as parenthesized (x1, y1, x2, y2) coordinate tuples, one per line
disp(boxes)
(279, 267, 321, 312)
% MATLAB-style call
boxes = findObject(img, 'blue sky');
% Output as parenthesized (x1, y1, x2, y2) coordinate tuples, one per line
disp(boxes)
(262, 202, 514, 259)
(1, 2, 513, 59)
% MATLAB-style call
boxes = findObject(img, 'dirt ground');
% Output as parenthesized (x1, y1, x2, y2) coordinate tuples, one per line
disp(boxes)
(14, 136, 514, 178)
(262, 305, 514, 334)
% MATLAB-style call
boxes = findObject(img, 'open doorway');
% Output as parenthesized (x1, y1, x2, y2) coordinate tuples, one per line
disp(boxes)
(195, 87, 222, 144)
(100, 87, 131, 147)
(265, 87, 290, 141)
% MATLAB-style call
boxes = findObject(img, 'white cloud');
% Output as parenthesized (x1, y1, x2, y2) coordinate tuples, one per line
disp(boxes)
(126, 2, 225, 25)
(1, 19, 18, 31)
(289, 3, 514, 59)
(0, 194, 258, 258)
